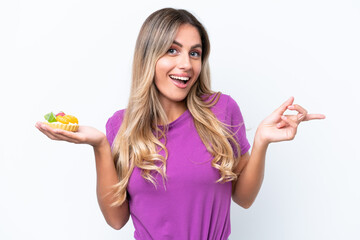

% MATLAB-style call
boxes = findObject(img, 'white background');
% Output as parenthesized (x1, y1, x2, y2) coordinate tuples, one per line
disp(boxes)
(1, 0, 359, 239)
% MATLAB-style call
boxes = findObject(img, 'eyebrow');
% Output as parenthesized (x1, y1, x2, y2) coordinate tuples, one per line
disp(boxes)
(173, 40, 202, 49)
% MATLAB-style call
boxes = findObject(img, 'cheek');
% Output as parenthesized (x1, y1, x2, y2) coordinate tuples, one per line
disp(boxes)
(155, 57, 174, 77)
(154, 60, 169, 89)
(194, 63, 202, 79)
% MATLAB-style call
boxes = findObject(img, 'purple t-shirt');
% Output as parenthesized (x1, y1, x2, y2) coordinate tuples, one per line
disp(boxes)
(106, 94, 250, 240)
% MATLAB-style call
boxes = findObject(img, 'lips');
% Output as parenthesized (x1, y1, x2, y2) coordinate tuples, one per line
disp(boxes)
(170, 75, 190, 81)
(169, 75, 191, 89)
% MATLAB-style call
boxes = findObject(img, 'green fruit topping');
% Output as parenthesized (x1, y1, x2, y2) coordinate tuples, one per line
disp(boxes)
(44, 112, 57, 123)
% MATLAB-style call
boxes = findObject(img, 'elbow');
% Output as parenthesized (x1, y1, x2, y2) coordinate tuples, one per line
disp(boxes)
(102, 202, 130, 230)
(237, 200, 254, 209)
(109, 222, 124, 230)
(106, 215, 130, 230)
(232, 195, 254, 209)
(107, 220, 126, 230)
(240, 201, 253, 209)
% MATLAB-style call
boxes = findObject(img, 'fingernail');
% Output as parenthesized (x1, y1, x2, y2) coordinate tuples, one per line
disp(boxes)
(281, 116, 287, 120)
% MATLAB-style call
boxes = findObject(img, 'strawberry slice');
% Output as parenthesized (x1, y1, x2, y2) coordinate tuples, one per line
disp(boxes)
(56, 111, 65, 117)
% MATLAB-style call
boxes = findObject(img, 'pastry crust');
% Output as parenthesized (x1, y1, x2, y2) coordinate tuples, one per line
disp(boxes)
(44, 122, 79, 132)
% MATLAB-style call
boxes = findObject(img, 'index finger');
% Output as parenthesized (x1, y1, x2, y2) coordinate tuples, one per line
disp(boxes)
(303, 114, 326, 121)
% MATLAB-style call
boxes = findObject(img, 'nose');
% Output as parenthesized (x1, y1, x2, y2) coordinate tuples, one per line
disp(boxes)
(177, 53, 192, 71)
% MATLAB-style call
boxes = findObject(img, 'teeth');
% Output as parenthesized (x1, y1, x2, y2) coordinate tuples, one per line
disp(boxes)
(170, 75, 190, 81)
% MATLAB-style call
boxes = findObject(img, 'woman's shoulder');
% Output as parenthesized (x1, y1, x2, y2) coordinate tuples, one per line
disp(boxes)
(108, 109, 126, 120)
(215, 93, 236, 108)
(208, 92, 242, 123)
(105, 109, 126, 144)
(207, 92, 238, 111)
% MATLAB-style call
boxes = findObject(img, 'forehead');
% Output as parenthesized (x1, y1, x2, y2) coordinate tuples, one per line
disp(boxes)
(173, 24, 202, 46)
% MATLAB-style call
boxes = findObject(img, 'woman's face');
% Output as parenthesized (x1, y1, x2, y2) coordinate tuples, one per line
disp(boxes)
(154, 24, 202, 109)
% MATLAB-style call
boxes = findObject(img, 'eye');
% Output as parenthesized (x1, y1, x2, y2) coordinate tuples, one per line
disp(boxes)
(167, 48, 178, 55)
(190, 51, 201, 58)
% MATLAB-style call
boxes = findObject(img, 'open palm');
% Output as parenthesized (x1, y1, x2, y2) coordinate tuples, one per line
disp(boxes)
(35, 122, 107, 147)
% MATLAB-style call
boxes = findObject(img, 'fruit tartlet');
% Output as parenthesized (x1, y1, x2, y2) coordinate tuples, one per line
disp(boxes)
(43, 111, 79, 132)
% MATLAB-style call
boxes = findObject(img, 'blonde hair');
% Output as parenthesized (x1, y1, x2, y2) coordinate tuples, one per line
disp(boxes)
(110, 8, 242, 206)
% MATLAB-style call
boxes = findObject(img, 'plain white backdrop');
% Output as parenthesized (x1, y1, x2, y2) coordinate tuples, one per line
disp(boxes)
(1, 0, 359, 239)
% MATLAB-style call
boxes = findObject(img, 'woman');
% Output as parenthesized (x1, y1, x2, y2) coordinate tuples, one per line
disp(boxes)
(36, 8, 325, 240)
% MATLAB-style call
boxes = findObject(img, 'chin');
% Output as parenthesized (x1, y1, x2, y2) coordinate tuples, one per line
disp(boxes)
(173, 96, 188, 103)
(165, 94, 188, 105)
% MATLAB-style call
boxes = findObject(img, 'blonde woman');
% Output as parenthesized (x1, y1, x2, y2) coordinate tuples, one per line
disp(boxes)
(36, 8, 325, 240)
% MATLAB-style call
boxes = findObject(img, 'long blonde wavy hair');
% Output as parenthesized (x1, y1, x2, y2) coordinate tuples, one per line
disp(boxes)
(111, 8, 242, 206)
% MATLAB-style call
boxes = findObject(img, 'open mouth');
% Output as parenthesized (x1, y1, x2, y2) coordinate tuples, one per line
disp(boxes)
(169, 75, 190, 87)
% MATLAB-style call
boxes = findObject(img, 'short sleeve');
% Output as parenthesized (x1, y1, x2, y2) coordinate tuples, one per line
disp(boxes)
(105, 109, 125, 148)
(227, 96, 251, 156)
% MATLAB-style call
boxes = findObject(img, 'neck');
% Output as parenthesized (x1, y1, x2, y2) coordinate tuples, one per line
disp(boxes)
(160, 100, 187, 124)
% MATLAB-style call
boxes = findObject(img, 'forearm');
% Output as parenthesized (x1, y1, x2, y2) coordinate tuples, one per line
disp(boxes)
(93, 138, 129, 230)
(232, 134, 269, 208)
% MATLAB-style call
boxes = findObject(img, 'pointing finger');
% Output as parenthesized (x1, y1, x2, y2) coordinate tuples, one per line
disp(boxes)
(304, 114, 326, 121)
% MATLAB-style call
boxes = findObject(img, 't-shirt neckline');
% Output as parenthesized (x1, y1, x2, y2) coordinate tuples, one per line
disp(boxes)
(167, 109, 190, 128)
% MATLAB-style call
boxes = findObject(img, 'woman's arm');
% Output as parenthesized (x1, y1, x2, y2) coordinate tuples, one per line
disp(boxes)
(232, 97, 325, 208)
(93, 137, 130, 230)
(232, 137, 267, 209)
(35, 123, 130, 230)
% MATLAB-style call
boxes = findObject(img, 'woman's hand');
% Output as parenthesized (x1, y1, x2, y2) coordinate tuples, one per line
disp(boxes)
(255, 97, 326, 145)
(35, 122, 107, 148)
